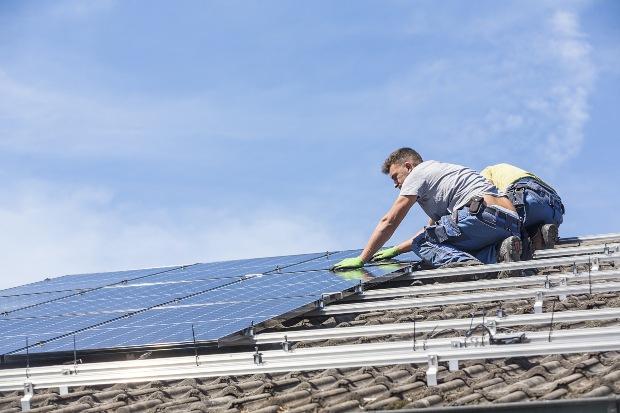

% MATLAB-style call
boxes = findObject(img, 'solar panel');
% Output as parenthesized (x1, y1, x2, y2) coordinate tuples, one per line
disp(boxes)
(1, 266, 180, 296)
(1, 250, 417, 357)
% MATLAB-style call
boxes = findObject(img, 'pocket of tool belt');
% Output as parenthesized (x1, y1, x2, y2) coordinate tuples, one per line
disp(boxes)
(467, 195, 485, 214)
(465, 196, 497, 227)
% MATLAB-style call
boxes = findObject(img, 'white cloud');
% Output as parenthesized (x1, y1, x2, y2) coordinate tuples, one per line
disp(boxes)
(0, 181, 345, 291)
(540, 10, 594, 166)
(384, 6, 597, 173)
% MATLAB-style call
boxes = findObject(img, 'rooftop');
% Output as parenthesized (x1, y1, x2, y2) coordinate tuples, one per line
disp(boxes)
(1, 233, 620, 412)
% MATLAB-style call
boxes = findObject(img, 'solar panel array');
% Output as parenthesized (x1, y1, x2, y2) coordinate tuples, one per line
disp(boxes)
(1, 250, 418, 357)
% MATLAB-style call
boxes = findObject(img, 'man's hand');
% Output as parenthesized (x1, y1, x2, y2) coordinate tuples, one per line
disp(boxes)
(371, 246, 400, 261)
(332, 257, 364, 271)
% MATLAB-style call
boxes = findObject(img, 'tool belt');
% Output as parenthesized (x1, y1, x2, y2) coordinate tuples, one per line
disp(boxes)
(506, 179, 565, 215)
(426, 195, 521, 244)
(464, 195, 521, 233)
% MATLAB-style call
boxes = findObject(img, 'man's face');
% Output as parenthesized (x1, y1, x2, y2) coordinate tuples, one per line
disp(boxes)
(388, 162, 413, 190)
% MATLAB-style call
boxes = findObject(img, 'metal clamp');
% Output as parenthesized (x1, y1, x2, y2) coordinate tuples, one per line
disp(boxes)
(534, 291, 544, 314)
(21, 381, 34, 412)
(281, 335, 292, 352)
(244, 321, 255, 337)
(486, 320, 497, 336)
(426, 354, 438, 386)
(253, 347, 263, 365)
(559, 277, 568, 301)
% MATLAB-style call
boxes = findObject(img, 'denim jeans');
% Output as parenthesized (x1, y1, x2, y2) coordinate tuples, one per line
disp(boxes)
(411, 205, 521, 267)
(507, 178, 564, 234)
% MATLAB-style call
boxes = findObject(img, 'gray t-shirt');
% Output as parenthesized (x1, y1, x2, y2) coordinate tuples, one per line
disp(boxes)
(400, 160, 497, 221)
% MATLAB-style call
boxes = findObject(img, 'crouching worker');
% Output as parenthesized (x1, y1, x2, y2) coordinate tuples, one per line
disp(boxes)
(481, 163, 565, 254)
(332, 148, 522, 272)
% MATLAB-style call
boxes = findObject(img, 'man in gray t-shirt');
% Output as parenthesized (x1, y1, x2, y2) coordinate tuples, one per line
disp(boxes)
(400, 160, 497, 222)
(333, 147, 523, 271)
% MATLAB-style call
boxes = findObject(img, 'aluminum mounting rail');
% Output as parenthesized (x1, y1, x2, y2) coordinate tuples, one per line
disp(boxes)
(349, 269, 620, 301)
(3, 326, 620, 392)
(533, 243, 619, 259)
(397, 252, 620, 281)
(318, 280, 620, 315)
(248, 307, 620, 345)
(558, 233, 620, 245)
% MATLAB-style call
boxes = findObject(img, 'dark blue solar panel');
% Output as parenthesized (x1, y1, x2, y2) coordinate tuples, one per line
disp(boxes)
(0, 266, 179, 296)
(5, 278, 238, 319)
(2, 250, 417, 356)
(0, 313, 116, 354)
(0, 291, 77, 313)
(135, 252, 325, 284)
(22, 296, 318, 352)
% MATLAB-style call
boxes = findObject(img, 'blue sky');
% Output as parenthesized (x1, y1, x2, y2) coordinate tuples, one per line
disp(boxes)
(0, 0, 618, 289)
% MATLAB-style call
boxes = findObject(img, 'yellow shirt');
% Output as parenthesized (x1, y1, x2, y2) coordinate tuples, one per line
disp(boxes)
(480, 163, 548, 192)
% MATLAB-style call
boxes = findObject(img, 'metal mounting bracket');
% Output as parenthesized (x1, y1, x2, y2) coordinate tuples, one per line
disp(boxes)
(604, 244, 620, 255)
(253, 347, 263, 365)
(243, 322, 255, 337)
(21, 381, 33, 412)
(281, 335, 292, 352)
(486, 320, 497, 336)
(534, 291, 544, 314)
(559, 277, 568, 301)
(448, 359, 459, 372)
(426, 354, 438, 386)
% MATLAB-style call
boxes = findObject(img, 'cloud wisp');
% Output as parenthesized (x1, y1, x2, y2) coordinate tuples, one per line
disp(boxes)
(542, 10, 595, 166)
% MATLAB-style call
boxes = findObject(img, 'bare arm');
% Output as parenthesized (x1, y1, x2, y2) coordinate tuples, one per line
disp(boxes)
(359, 195, 416, 262)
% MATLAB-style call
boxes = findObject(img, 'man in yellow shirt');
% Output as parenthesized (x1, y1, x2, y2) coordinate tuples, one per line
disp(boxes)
(481, 163, 565, 253)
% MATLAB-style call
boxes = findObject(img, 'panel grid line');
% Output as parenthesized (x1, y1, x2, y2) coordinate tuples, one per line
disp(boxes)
(0, 265, 192, 316)
(3, 275, 248, 356)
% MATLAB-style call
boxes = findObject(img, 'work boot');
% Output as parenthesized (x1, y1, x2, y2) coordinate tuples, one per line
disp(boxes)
(497, 236, 522, 278)
(541, 224, 559, 249)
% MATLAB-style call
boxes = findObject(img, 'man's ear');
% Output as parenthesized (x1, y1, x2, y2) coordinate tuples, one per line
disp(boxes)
(404, 161, 413, 172)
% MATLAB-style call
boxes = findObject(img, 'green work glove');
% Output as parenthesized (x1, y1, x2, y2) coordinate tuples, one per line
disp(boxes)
(371, 246, 400, 262)
(332, 257, 364, 271)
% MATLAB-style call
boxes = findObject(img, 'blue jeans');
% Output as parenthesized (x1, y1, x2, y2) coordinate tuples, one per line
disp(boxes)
(507, 178, 564, 235)
(411, 205, 521, 267)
